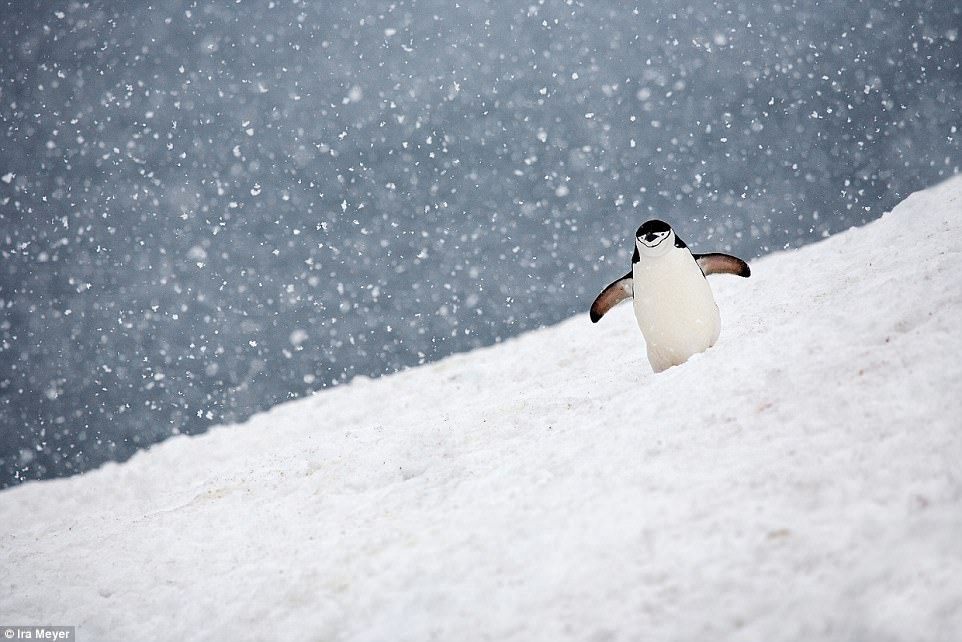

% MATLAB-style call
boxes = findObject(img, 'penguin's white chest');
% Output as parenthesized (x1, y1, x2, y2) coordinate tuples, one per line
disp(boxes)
(631, 249, 721, 372)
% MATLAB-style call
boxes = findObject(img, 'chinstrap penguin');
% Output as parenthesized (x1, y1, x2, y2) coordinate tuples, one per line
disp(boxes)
(590, 220, 751, 373)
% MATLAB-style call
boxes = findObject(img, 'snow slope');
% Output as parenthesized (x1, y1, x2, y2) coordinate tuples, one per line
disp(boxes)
(2, 178, 961, 642)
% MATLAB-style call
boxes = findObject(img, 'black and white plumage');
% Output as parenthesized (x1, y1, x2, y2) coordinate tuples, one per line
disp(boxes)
(590, 220, 750, 372)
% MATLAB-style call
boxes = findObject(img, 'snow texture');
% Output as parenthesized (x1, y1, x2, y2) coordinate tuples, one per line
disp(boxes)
(2, 0, 961, 485)
(2, 178, 961, 641)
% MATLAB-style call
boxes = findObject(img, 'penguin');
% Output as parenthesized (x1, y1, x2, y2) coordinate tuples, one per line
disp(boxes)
(590, 219, 750, 373)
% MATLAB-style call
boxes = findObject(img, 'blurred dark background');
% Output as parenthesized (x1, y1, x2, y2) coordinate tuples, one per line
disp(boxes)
(1, 0, 959, 487)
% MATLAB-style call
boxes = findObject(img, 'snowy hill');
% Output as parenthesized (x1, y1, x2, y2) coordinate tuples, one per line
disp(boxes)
(2, 178, 961, 641)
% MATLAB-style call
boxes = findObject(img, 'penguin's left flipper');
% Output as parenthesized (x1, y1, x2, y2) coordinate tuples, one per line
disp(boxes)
(694, 253, 751, 278)
(590, 271, 633, 323)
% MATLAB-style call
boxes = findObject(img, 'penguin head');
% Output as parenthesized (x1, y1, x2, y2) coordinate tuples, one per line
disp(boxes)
(635, 219, 675, 257)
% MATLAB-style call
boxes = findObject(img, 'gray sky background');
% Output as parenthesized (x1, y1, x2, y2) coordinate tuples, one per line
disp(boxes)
(1, 0, 959, 486)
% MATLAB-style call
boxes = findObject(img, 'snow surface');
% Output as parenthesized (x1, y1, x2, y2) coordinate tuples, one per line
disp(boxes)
(2, 178, 961, 641)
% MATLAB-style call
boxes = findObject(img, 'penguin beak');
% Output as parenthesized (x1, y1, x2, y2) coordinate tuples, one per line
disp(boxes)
(639, 232, 669, 247)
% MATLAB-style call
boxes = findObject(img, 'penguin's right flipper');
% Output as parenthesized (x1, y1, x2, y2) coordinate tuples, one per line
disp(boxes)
(590, 271, 633, 323)
(694, 253, 751, 278)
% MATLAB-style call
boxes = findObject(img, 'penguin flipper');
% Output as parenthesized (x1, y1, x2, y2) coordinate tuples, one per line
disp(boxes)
(590, 271, 633, 323)
(694, 253, 751, 278)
